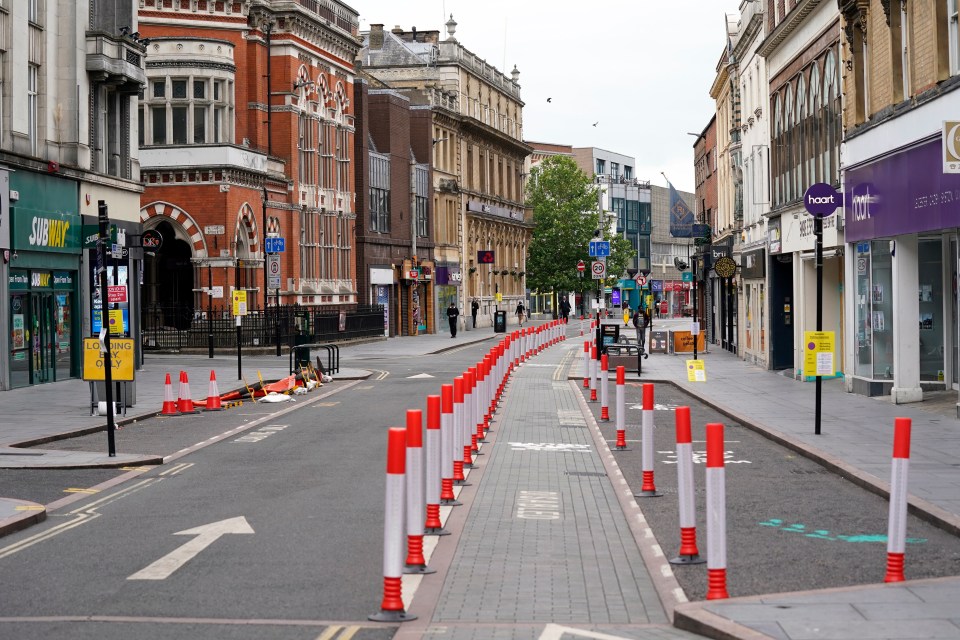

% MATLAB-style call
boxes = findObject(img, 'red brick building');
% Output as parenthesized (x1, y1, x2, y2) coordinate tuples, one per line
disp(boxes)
(136, 0, 361, 330)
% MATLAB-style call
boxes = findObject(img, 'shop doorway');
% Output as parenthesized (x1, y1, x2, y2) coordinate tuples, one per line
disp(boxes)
(769, 255, 794, 370)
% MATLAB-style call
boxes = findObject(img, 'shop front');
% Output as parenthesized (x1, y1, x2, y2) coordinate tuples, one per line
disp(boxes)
(6, 171, 82, 388)
(845, 136, 959, 401)
(434, 263, 461, 335)
(740, 246, 767, 367)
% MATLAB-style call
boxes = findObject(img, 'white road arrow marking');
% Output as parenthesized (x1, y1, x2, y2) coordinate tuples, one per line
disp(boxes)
(539, 623, 634, 640)
(407, 373, 435, 379)
(128, 516, 254, 580)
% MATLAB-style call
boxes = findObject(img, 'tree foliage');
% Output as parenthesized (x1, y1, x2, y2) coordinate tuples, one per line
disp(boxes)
(525, 156, 636, 301)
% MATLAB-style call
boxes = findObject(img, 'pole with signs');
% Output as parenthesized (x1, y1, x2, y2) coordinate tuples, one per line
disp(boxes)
(97, 201, 116, 457)
(208, 265, 214, 359)
(803, 183, 843, 435)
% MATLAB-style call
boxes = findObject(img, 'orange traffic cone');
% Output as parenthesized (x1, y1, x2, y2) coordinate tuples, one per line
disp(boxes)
(177, 371, 197, 414)
(205, 370, 223, 411)
(161, 373, 178, 415)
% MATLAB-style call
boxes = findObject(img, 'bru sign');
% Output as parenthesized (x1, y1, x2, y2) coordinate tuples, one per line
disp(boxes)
(82, 338, 135, 381)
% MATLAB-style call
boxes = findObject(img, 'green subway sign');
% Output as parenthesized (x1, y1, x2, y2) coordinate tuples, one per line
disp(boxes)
(12, 208, 82, 253)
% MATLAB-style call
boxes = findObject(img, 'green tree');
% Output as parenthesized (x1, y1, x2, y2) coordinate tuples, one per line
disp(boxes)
(526, 156, 638, 314)
(525, 156, 600, 313)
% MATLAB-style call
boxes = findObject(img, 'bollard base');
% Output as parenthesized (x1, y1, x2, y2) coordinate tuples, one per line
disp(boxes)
(453, 480, 471, 487)
(424, 527, 451, 536)
(614, 446, 631, 451)
(369, 610, 417, 622)
(634, 490, 663, 498)
(440, 498, 463, 506)
(403, 563, 437, 575)
(669, 554, 706, 565)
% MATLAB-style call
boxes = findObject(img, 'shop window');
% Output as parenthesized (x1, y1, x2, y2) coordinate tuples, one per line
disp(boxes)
(855, 241, 893, 380)
(918, 239, 944, 381)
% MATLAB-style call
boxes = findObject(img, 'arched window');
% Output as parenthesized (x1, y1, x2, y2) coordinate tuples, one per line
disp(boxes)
(784, 84, 794, 202)
(795, 75, 806, 196)
(808, 62, 821, 184)
(773, 93, 782, 206)
(823, 51, 837, 184)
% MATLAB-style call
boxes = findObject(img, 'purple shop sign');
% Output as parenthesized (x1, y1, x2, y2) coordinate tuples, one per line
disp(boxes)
(845, 137, 960, 242)
(804, 182, 843, 217)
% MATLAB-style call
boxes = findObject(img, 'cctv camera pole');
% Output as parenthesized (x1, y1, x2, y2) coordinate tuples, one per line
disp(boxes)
(98, 201, 116, 457)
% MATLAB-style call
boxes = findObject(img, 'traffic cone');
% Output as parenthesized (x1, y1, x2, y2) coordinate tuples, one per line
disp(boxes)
(177, 371, 198, 414)
(161, 373, 178, 415)
(205, 370, 223, 411)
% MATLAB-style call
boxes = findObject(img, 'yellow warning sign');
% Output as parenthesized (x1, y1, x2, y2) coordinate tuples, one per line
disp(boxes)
(232, 290, 247, 316)
(686, 359, 706, 382)
(82, 338, 135, 381)
(802, 331, 835, 377)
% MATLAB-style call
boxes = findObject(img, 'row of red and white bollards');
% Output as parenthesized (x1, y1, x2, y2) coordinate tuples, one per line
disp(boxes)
(582, 334, 916, 597)
(370, 320, 567, 621)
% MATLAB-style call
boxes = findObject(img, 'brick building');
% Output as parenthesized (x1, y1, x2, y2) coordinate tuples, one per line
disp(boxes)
(137, 0, 361, 334)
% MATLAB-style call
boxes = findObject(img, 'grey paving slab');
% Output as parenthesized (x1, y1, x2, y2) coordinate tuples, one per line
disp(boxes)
(423, 339, 684, 639)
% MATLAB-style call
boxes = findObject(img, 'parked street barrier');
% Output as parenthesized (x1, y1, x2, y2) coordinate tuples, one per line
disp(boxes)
(600, 354, 610, 421)
(369, 427, 416, 622)
(636, 383, 661, 497)
(424, 394, 448, 535)
(439, 384, 460, 505)
(705, 422, 729, 600)
(614, 366, 628, 450)
(670, 407, 704, 565)
(885, 417, 912, 583)
(403, 409, 434, 575)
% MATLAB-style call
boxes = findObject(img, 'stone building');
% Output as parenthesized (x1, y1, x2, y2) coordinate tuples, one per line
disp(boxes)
(1, 0, 145, 389)
(358, 17, 532, 329)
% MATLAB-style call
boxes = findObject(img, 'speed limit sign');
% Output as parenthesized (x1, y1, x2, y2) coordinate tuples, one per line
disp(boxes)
(591, 261, 606, 279)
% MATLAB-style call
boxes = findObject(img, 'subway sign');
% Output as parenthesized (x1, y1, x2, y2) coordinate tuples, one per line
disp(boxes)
(12, 209, 81, 253)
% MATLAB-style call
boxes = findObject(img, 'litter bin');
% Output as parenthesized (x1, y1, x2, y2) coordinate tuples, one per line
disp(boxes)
(598, 324, 620, 356)
(493, 310, 507, 333)
(294, 334, 311, 368)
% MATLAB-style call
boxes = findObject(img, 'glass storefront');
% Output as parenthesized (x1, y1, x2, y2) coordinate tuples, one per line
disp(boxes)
(855, 241, 893, 380)
(918, 239, 944, 381)
(9, 270, 77, 388)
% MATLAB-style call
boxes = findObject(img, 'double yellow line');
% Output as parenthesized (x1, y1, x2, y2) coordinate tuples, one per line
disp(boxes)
(315, 625, 360, 640)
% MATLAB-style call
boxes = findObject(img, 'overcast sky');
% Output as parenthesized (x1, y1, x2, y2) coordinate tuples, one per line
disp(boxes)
(352, 0, 741, 194)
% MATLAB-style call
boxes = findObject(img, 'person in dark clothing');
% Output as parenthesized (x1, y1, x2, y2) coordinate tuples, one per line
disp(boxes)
(471, 299, 479, 327)
(515, 301, 526, 326)
(447, 302, 460, 337)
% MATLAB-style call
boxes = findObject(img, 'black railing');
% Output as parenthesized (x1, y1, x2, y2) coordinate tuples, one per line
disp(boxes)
(142, 303, 385, 351)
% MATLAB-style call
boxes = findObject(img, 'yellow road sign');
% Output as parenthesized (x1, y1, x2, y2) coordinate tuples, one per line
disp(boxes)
(686, 359, 706, 382)
(82, 338, 135, 381)
(803, 331, 835, 377)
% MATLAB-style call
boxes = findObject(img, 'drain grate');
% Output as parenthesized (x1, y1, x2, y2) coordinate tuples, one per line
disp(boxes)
(790, 468, 830, 475)
(565, 471, 607, 477)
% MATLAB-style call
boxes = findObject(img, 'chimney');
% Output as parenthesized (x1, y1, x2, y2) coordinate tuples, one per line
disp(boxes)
(369, 24, 384, 50)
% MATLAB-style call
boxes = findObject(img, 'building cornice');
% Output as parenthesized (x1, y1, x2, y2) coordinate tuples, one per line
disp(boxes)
(757, 0, 825, 58)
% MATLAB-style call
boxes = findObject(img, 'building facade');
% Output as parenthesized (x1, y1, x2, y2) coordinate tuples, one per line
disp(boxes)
(353, 84, 435, 337)
(1, 0, 145, 390)
(692, 115, 718, 341)
(137, 0, 361, 338)
(840, 0, 960, 402)
(759, 0, 844, 378)
(650, 184, 695, 318)
(359, 18, 532, 330)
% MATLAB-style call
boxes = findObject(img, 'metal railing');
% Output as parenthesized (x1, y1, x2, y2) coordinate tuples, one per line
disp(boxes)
(142, 303, 384, 351)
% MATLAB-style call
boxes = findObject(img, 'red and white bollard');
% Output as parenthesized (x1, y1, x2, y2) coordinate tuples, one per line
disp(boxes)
(599, 354, 610, 421)
(705, 422, 729, 600)
(440, 384, 461, 506)
(369, 427, 417, 622)
(403, 409, 435, 575)
(454, 376, 472, 470)
(589, 346, 598, 402)
(582, 341, 591, 388)
(614, 366, 628, 450)
(885, 417, 912, 583)
(670, 407, 704, 565)
(423, 394, 448, 536)
(636, 383, 661, 497)
(466, 368, 480, 457)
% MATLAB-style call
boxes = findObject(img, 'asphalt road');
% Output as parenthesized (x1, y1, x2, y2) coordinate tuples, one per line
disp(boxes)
(584, 379, 960, 601)
(0, 340, 497, 640)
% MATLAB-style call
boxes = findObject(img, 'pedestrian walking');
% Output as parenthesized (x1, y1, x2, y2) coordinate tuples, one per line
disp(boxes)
(471, 299, 479, 328)
(447, 302, 460, 338)
(515, 301, 526, 326)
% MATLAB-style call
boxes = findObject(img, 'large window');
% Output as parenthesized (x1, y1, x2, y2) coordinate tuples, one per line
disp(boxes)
(855, 241, 894, 380)
(28, 64, 38, 155)
(369, 153, 390, 233)
(140, 74, 234, 145)
(414, 164, 429, 238)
